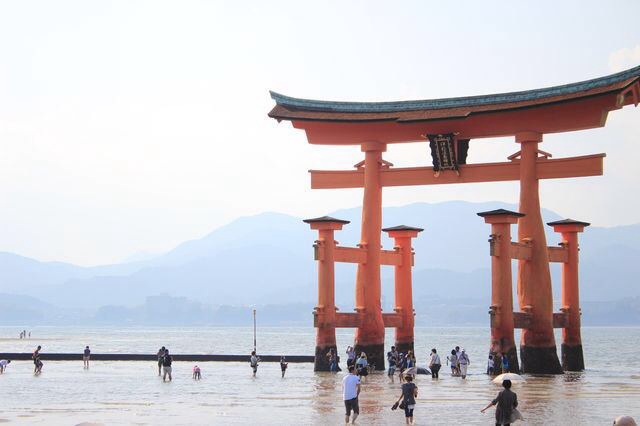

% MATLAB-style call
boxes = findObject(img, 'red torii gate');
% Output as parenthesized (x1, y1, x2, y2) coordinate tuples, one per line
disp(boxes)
(269, 65, 640, 372)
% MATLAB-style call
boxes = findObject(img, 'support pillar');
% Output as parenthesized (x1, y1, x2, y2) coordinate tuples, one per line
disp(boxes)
(354, 141, 386, 370)
(304, 216, 350, 371)
(548, 219, 590, 371)
(383, 225, 423, 354)
(515, 132, 562, 373)
(477, 209, 523, 374)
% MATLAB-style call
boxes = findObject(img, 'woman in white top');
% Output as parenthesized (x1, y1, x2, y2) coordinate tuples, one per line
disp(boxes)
(429, 348, 441, 379)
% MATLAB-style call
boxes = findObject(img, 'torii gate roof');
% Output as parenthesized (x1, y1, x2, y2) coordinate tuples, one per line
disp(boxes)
(268, 65, 640, 143)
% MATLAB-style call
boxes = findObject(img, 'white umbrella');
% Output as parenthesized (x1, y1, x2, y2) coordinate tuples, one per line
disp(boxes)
(403, 366, 418, 376)
(492, 372, 526, 384)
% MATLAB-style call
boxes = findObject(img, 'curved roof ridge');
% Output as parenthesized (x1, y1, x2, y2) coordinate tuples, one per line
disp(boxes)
(270, 65, 640, 113)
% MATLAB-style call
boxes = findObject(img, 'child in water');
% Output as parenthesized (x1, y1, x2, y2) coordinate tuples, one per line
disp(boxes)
(501, 353, 510, 373)
(487, 354, 495, 375)
(280, 356, 288, 378)
(192, 365, 201, 380)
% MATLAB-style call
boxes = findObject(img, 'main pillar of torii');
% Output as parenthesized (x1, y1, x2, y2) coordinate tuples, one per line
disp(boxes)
(269, 65, 640, 374)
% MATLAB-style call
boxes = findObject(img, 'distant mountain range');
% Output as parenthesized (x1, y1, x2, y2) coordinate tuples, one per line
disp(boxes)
(1, 201, 639, 325)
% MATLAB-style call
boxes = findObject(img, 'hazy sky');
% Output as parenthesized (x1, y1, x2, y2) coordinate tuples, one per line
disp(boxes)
(0, 0, 639, 266)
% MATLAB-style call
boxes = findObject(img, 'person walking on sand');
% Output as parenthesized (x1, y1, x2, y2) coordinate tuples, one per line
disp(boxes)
(342, 365, 361, 424)
(161, 349, 173, 382)
(394, 373, 418, 424)
(33, 345, 43, 374)
(83, 346, 91, 369)
(280, 356, 288, 378)
(0, 359, 10, 374)
(250, 351, 260, 377)
(481, 379, 519, 425)
(458, 348, 470, 379)
(429, 348, 441, 379)
(157, 346, 166, 376)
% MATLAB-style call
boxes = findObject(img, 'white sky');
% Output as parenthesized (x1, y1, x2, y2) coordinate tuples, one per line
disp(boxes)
(0, 0, 639, 266)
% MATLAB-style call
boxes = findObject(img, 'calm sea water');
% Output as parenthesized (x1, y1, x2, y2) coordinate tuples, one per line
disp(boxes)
(0, 326, 639, 425)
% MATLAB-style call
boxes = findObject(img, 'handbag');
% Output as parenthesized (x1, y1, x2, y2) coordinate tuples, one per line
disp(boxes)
(509, 408, 523, 423)
(399, 401, 406, 410)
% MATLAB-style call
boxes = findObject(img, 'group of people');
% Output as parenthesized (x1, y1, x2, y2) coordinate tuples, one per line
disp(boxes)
(156, 346, 202, 381)
(19, 330, 31, 339)
(341, 353, 518, 426)
(156, 346, 174, 381)
(248, 352, 290, 378)
(386, 346, 417, 381)
(345, 347, 378, 379)
(446, 346, 471, 379)
(487, 352, 511, 375)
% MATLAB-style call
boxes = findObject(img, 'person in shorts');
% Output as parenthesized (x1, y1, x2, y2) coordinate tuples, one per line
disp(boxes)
(0, 359, 10, 374)
(83, 346, 91, 369)
(447, 349, 458, 376)
(342, 365, 361, 424)
(33, 345, 43, 374)
(161, 349, 173, 382)
(387, 346, 398, 382)
(395, 373, 418, 424)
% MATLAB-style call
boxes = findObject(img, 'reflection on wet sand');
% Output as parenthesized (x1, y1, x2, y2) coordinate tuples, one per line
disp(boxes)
(0, 327, 639, 424)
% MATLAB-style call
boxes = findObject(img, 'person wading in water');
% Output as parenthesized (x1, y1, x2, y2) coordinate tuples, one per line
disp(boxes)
(156, 346, 166, 376)
(33, 345, 43, 375)
(342, 365, 361, 424)
(250, 351, 260, 377)
(161, 349, 173, 382)
(481, 379, 519, 425)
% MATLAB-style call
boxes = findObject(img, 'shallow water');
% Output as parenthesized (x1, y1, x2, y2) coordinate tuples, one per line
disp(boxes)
(0, 326, 639, 424)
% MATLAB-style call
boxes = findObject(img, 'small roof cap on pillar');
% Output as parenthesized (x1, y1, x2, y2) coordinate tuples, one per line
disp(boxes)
(382, 225, 424, 232)
(303, 216, 350, 224)
(476, 208, 525, 218)
(547, 218, 591, 227)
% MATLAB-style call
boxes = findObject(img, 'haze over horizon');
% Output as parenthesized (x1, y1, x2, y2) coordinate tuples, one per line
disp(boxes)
(1, 1, 639, 266)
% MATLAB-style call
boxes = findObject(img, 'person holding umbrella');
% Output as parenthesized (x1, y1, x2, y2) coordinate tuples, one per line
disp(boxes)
(481, 379, 521, 425)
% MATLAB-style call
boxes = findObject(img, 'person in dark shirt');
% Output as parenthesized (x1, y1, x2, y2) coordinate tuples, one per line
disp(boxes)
(280, 356, 288, 378)
(387, 346, 398, 382)
(32, 345, 43, 375)
(156, 346, 166, 376)
(83, 346, 91, 369)
(394, 374, 418, 424)
(161, 349, 173, 382)
(481, 379, 519, 425)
